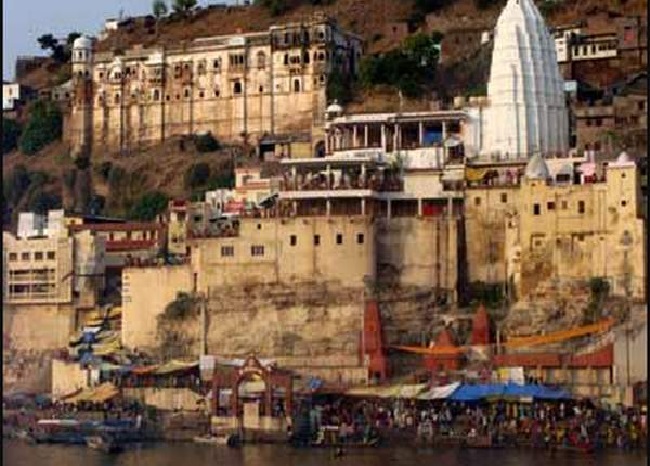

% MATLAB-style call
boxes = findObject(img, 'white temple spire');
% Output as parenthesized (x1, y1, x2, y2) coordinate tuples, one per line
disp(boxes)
(481, 0, 568, 159)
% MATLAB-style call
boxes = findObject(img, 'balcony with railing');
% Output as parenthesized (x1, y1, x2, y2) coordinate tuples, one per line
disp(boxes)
(278, 161, 403, 200)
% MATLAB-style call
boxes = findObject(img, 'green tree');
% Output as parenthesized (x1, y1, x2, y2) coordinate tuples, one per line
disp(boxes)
(2, 118, 21, 154)
(153, 0, 168, 17)
(129, 191, 169, 220)
(19, 100, 63, 155)
(3, 164, 31, 205)
(185, 162, 211, 188)
(27, 190, 62, 214)
(37, 34, 58, 51)
(403, 32, 440, 69)
(326, 68, 353, 105)
(255, 0, 287, 16)
(153, 0, 168, 35)
(172, 0, 197, 14)
(194, 132, 220, 152)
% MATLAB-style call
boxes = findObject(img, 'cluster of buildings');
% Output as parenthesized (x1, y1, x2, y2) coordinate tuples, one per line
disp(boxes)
(2, 0, 647, 407)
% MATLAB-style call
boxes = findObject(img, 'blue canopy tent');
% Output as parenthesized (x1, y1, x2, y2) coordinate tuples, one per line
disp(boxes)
(449, 383, 572, 402)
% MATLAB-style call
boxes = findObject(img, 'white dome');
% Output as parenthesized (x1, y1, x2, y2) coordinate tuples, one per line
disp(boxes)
(524, 152, 550, 180)
(482, 0, 568, 158)
(617, 151, 630, 163)
(326, 101, 343, 114)
(73, 36, 92, 50)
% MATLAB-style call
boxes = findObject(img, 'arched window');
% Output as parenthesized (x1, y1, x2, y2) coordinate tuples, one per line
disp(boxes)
(78, 51, 83, 60)
(284, 54, 289, 65)
(257, 51, 266, 69)
(153, 89, 160, 101)
(293, 79, 300, 92)
(85, 71, 90, 78)
(114, 94, 120, 104)
(184, 89, 190, 98)
(233, 81, 242, 95)
(303, 31, 310, 43)
(303, 51, 310, 64)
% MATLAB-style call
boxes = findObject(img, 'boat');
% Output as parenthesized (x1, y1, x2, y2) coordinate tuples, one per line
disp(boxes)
(14, 429, 31, 441)
(194, 434, 229, 445)
(87, 435, 123, 454)
(193, 433, 240, 447)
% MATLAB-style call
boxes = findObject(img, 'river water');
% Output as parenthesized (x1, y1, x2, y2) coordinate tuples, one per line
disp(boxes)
(3, 440, 647, 466)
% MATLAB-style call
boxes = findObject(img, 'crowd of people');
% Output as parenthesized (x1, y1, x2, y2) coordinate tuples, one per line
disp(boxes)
(297, 396, 647, 451)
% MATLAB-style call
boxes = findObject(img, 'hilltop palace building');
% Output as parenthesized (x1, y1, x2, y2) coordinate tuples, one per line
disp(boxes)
(66, 13, 362, 157)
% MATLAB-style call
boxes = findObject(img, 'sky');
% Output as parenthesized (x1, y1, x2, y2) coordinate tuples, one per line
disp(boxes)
(2, 0, 238, 81)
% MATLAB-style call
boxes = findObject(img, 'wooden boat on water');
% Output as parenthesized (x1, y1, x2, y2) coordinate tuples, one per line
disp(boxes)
(87, 435, 123, 454)
(193, 433, 240, 447)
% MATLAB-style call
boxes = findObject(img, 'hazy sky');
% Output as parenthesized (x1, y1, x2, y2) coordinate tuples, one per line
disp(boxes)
(3, 0, 238, 81)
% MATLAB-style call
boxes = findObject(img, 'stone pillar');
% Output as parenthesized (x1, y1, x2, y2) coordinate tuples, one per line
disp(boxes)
(380, 124, 387, 151)
(325, 134, 330, 154)
(419, 121, 424, 146)
(387, 199, 392, 219)
(364, 124, 369, 147)
(291, 166, 297, 190)
(442, 121, 447, 140)
(292, 201, 298, 216)
(326, 164, 331, 189)
(418, 198, 423, 217)
(326, 199, 331, 216)
(393, 123, 399, 150)
(353, 125, 358, 148)
(361, 163, 366, 187)
(265, 383, 273, 417)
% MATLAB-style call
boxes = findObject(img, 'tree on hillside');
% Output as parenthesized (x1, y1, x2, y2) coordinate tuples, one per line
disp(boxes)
(19, 100, 63, 155)
(172, 0, 197, 15)
(37, 34, 58, 51)
(153, 0, 169, 35)
(66, 32, 81, 46)
(153, 0, 168, 18)
(255, 0, 288, 17)
(2, 118, 21, 154)
(37, 32, 79, 63)
(129, 191, 169, 220)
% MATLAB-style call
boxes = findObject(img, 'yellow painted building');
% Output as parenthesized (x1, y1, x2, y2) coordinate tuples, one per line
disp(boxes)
(506, 152, 646, 301)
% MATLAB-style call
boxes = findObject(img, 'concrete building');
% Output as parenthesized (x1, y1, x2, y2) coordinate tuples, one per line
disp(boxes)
(3, 82, 22, 112)
(505, 152, 646, 301)
(3, 211, 106, 307)
(66, 14, 362, 157)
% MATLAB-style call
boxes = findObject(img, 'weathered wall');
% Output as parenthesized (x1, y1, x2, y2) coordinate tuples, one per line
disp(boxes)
(192, 217, 376, 291)
(376, 217, 458, 299)
(121, 265, 194, 349)
(509, 164, 646, 301)
(3, 304, 75, 394)
(613, 321, 647, 386)
(122, 387, 202, 411)
(464, 187, 517, 285)
(51, 358, 99, 399)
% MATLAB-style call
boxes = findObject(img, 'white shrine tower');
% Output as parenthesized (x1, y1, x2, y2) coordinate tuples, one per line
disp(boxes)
(482, 0, 569, 159)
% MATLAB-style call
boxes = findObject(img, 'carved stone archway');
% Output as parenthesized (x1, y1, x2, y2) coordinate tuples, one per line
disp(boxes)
(211, 355, 293, 418)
